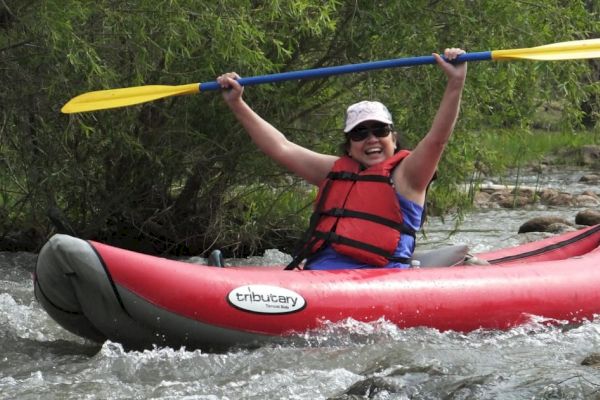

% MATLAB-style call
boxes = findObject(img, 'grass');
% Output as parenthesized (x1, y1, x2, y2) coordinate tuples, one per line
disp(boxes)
(472, 128, 599, 170)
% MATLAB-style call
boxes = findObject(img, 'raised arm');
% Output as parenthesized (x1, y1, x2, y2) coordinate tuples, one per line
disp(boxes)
(393, 48, 468, 205)
(217, 73, 338, 186)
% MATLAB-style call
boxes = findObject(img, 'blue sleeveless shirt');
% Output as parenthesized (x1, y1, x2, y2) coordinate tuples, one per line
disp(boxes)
(304, 193, 422, 270)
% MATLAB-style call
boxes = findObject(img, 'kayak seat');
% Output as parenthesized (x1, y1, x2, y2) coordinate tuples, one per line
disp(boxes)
(204, 246, 489, 268)
(412, 245, 479, 268)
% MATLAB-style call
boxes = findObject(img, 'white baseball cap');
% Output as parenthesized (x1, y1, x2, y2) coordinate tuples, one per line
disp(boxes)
(343, 101, 393, 133)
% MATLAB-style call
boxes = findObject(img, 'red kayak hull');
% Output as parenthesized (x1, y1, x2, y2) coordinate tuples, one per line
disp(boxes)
(35, 225, 600, 350)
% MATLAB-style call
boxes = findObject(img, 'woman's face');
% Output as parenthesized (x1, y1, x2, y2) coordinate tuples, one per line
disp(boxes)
(346, 121, 396, 167)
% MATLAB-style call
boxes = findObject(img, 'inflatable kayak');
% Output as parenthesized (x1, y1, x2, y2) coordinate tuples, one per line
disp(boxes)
(34, 225, 600, 351)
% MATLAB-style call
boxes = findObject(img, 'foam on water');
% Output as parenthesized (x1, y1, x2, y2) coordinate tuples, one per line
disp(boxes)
(2, 168, 600, 399)
(3, 295, 600, 399)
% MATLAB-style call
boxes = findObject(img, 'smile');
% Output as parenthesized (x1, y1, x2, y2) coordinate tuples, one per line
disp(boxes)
(365, 148, 383, 155)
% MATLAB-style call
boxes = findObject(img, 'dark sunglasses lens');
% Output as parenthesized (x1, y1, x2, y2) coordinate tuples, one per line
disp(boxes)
(348, 126, 390, 141)
(348, 129, 369, 141)
(373, 126, 390, 137)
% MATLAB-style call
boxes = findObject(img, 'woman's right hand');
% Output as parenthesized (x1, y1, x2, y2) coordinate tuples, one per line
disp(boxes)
(216, 72, 243, 105)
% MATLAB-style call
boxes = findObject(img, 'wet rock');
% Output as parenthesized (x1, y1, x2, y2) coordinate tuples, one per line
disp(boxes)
(487, 190, 511, 204)
(579, 174, 600, 184)
(473, 191, 492, 207)
(575, 209, 600, 226)
(443, 375, 494, 399)
(471, 175, 600, 222)
(538, 188, 559, 203)
(519, 231, 556, 243)
(581, 353, 600, 367)
(581, 190, 600, 198)
(511, 187, 536, 197)
(581, 145, 600, 166)
(546, 223, 577, 234)
(498, 195, 531, 208)
(338, 377, 404, 398)
(542, 191, 576, 207)
(486, 190, 534, 209)
(558, 145, 600, 166)
(518, 217, 574, 233)
(574, 194, 600, 207)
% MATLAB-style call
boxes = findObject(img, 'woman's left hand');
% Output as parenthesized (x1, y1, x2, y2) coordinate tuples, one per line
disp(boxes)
(433, 48, 467, 82)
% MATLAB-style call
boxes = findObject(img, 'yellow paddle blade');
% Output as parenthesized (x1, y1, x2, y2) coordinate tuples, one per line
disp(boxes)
(61, 83, 200, 114)
(492, 38, 600, 61)
(62, 38, 599, 113)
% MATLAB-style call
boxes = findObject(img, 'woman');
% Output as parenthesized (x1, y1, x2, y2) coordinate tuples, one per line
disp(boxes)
(217, 47, 467, 270)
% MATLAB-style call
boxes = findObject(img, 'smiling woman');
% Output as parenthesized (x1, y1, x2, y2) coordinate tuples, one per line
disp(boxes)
(342, 101, 398, 166)
(216, 47, 467, 270)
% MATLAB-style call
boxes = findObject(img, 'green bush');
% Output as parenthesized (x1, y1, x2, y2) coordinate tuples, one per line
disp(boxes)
(1, 0, 598, 254)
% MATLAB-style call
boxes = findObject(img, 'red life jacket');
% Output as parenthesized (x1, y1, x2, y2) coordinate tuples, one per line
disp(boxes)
(286, 150, 415, 269)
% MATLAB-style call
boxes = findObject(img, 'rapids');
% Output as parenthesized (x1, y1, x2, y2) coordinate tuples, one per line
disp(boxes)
(2, 168, 600, 399)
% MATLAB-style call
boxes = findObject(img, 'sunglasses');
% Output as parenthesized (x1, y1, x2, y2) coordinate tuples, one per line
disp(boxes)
(346, 125, 392, 142)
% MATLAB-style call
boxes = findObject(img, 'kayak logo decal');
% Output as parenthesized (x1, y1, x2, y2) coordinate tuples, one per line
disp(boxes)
(227, 285, 306, 314)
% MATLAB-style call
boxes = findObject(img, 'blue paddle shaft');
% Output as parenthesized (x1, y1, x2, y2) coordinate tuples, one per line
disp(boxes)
(199, 51, 491, 92)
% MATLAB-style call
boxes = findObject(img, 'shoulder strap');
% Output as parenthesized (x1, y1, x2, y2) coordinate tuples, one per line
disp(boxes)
(284, 177, 335, 270)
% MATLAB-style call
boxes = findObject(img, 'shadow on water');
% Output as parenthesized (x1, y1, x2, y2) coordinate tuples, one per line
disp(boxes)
(6, 334, 100, 358)
(0, 332, 100, 381)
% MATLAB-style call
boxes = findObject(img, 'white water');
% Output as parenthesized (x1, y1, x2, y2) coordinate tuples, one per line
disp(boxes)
(1, 168, 599, 399)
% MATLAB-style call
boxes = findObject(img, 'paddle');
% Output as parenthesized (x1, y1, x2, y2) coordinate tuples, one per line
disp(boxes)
(61, 38, 600, 114)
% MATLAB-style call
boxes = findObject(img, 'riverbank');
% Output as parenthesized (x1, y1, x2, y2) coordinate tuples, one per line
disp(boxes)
(1, 135, 598, 255)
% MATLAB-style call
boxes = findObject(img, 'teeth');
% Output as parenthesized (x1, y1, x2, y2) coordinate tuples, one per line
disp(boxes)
(365, 149, 382, 155)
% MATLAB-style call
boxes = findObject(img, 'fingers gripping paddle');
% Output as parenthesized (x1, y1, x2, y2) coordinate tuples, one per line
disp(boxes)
(61, 38, 600, 114)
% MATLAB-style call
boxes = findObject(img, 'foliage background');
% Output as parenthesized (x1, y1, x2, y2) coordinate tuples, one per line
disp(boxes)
(1, 0, 599, 255)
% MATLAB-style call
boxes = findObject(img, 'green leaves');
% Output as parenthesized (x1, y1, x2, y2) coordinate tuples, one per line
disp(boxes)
(1, 0, 599, 253)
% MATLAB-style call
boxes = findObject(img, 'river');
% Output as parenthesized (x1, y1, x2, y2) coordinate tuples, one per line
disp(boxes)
(2, 168, 600, 399)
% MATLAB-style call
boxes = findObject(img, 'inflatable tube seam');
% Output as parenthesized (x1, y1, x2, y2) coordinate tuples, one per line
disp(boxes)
(87, 241, 132, 318)
(33, 277, 82, 315)
(488, 224, 600, 264)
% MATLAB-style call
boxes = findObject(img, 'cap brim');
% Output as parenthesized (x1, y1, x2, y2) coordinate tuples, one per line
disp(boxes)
(344, 117, 393, 133)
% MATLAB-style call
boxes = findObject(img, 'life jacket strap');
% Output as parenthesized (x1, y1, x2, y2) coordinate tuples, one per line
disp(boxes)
(285, 179, 336, 271)
(320, 208, 416, 237)
(312, 231, 411, 265)
(327, 171, 391, 183)
(285, 236, 321, 270)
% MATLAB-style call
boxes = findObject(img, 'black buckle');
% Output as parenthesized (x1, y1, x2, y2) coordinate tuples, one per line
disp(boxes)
(326, 232, 340, 242)
(331, 208, 345, 217)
